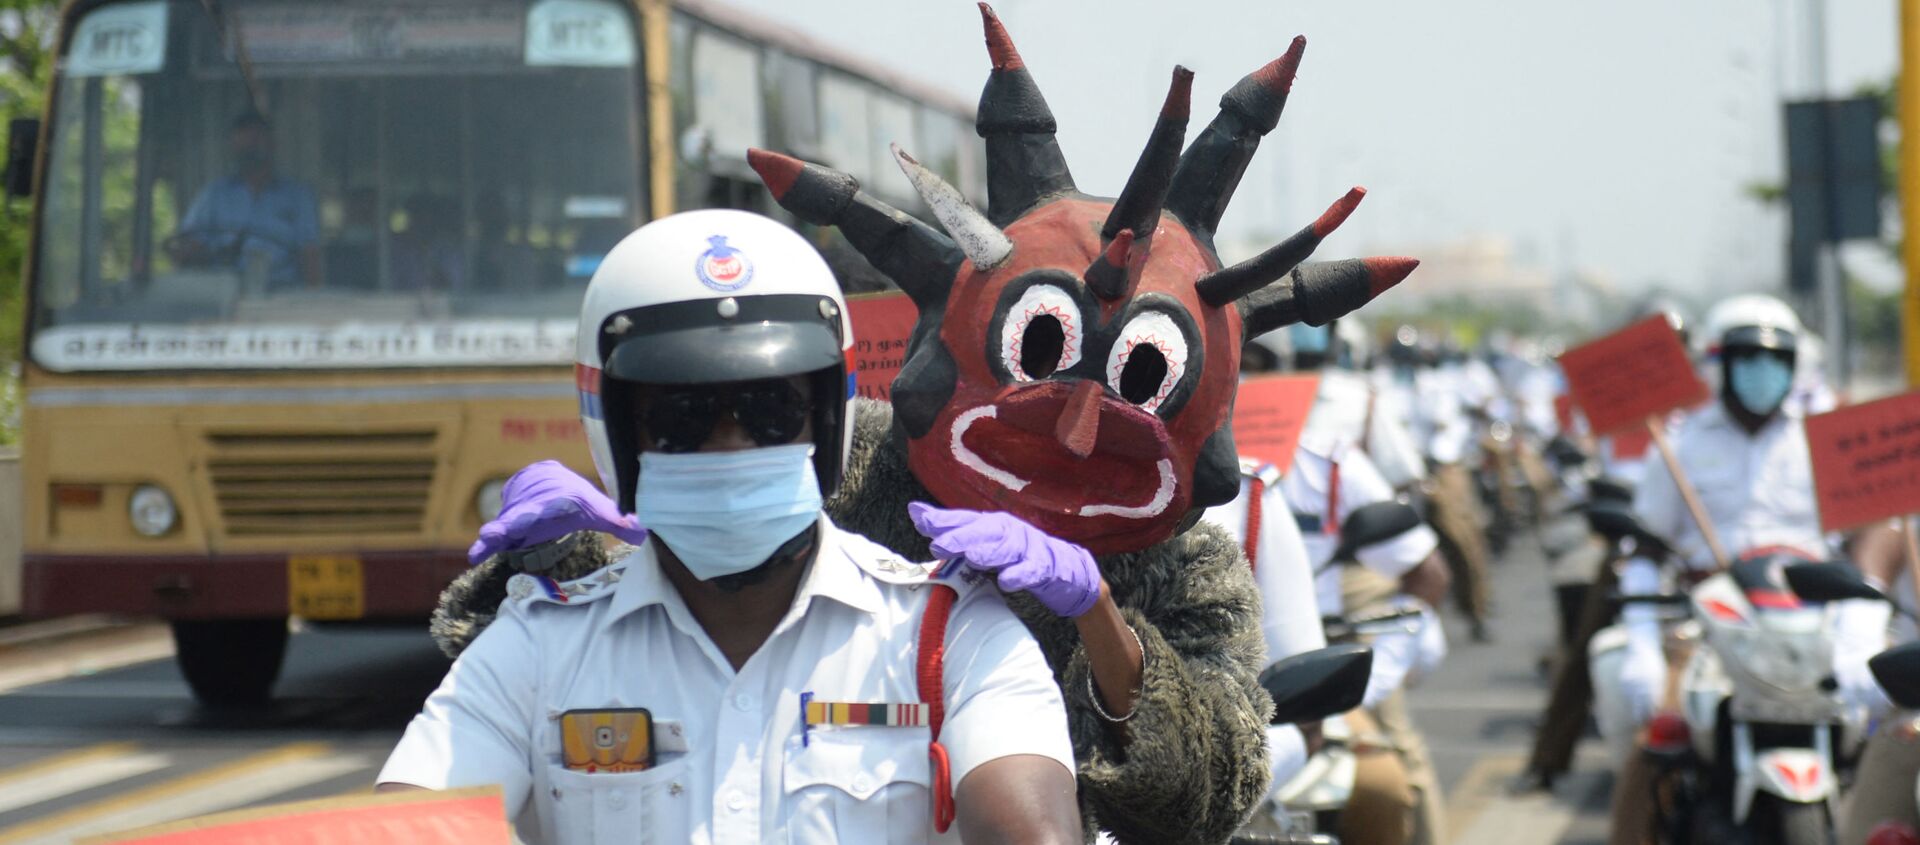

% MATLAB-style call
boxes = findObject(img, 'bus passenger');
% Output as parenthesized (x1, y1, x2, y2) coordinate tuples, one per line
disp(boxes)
(169, 111, 320, 289)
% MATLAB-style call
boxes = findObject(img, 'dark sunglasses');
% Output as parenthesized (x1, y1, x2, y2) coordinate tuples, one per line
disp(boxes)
(640, 379, 814, 453)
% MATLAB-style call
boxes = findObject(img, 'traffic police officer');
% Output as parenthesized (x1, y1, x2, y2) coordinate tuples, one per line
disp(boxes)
(1596, 293, 1854, 844)
(376, 210, 1082, 844)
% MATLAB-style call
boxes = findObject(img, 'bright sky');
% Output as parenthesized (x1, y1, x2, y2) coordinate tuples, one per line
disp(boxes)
(715, 0, 1898, 299)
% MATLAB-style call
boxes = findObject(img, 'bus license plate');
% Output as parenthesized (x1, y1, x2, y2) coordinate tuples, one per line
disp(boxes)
(288, 555, 364, 620)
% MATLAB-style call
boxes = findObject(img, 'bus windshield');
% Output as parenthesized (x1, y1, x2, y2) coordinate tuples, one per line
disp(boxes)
(30, 0, 643, 371)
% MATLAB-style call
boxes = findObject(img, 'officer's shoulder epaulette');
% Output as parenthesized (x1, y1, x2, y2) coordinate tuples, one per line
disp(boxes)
(1237, 456, 1283, 486)
(505, 561, 627, 609)
(854, 550, 945, 587)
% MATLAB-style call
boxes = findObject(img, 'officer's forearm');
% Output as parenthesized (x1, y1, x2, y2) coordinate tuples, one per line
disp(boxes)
(1074, 580, 1143, 728)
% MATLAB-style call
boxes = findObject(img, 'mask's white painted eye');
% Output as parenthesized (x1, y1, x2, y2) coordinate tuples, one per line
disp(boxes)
(1105, 312, 1188, 413)
(999, 284, 1084, 382)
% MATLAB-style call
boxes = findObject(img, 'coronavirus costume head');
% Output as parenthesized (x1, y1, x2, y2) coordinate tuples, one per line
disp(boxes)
(748, 5, 1414, 555)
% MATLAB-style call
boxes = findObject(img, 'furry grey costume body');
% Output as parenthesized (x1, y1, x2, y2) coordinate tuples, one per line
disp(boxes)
(433, 400, 1272, 844)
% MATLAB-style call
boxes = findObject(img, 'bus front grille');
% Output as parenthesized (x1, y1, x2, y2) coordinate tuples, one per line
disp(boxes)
(206, 431, 439, 537)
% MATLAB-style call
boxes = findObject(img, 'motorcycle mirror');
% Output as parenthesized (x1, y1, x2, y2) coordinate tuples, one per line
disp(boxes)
(1783, 562, 1887, 604)
(1333, 502, 1424, 562)
(1869, 642, 1920, 710)
(1588, 476, 1635, 505)
(1259, 643, 1374, 726)
(1583, 500, 1665, 557)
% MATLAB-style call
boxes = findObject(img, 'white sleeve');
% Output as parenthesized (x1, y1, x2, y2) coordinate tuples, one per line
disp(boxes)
(940, 588, 1078, 788)
(1366, 410, 1429, 488)
(1338, 451, 1438, 579)
(378, 605, 540, 818)
(1832, 598, 1894, 719)
(1361, 627, 1417, 709)
(1266, 725, 1310, 791)
(1631, 441, 1685, 553)
(1252, 482, 1329, 662)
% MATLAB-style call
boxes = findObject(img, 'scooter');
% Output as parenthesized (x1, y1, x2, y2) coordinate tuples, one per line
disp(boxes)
(1601, 552, 1854, 844)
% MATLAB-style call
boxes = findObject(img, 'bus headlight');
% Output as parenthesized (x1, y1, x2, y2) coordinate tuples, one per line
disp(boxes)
(128, 485, 177, 537)
(476, 479, 508, 522)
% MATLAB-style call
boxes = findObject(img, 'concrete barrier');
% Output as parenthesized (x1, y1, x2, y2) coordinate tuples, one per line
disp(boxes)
(0, 448, 17, 616)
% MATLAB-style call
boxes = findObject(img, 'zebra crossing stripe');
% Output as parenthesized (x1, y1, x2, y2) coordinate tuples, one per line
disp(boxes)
(0, 743, 370, 845)
(0, 743, 171, 815)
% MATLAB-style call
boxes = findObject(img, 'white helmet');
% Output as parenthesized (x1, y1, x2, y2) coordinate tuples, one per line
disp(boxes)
(575, 209, 853, 512)
(1700, 293, 1801, 358)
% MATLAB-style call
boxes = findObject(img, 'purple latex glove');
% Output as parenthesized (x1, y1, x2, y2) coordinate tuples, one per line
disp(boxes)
(907, 502, 1102, 618)
(468, 460, 649, 565)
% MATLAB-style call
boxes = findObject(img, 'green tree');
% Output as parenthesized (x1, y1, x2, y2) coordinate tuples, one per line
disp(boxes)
(0, 3, 55, 444)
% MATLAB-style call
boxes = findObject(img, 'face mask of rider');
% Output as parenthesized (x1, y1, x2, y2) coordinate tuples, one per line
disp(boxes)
(636, 443, 823, 580)
(1726, 352, 1794, 417)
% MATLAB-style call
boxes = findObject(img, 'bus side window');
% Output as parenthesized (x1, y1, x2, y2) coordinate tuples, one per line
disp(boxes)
(679, 23, 765, 213)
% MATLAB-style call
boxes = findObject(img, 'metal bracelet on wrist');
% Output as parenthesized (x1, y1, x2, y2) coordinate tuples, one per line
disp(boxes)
(1088, 624, 1145, 723)
(501, 532, 582, 573)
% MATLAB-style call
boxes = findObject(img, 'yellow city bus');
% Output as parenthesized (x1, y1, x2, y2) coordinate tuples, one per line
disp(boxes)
(5, 0, 980, 706)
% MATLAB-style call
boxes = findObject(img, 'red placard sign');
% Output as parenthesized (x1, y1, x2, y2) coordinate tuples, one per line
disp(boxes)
(1804, 390, 1920, 532)
(83, 787, 511, 845)
(1558, 316, 1708, 436)
(845, 291, 918, 402)
(1233, 374, 1322, 475)
(1606, 426, 1654, 462)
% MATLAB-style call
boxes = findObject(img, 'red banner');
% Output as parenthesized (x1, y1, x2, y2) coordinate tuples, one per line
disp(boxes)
(1558, 316, 1708, 436)
(82, 787, 510, 845)
(1805, 390, 1920, 532)
(845, 291, 918, 402)
(1233, 374, 1322, 476)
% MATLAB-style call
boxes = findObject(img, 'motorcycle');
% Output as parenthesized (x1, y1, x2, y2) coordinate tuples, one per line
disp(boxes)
(1262, 607, 1427, 841)
(1596, 551, 1856, 844)
(1791, 566, 1920, 845)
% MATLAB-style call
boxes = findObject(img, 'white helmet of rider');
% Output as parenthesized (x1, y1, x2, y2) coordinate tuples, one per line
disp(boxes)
(1700, 293, 1802, 358)
(574, 209, 853, 513)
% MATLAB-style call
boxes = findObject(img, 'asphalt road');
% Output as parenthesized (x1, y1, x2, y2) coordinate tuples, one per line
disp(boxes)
(0, 531, 1622, 844)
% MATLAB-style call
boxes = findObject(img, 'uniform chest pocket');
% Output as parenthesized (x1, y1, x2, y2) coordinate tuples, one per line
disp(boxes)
(539, 757, 691, 845)
(783, 730, 933, 844)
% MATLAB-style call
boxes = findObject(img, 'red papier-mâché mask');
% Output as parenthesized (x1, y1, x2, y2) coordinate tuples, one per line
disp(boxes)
(749, 4, 1415, 554)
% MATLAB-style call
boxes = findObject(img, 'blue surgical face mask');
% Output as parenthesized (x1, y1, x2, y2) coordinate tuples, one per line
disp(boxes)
(1727, 353, 1794, 417)
(636, 443, 823, 580)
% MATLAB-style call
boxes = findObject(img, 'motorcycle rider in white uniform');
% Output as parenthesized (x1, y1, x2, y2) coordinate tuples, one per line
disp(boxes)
(1595, 293, 1877, 844)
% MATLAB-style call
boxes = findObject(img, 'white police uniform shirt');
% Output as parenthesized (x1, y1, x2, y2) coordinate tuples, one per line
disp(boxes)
(1631, 400, 1830, 572)
(378, 517, 1074, 844)
(1283, 432, 1439, 617)
(1201, 459, 1324, 800)
(1203, 459, 1328, 664)
(1302, 369, 1428, 490)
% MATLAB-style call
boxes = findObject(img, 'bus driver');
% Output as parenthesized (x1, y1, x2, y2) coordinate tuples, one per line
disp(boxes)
(167, 111, 320, 290)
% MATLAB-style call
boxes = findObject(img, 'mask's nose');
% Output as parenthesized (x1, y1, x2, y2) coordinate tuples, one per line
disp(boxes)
(1055, 380, 1104, 459)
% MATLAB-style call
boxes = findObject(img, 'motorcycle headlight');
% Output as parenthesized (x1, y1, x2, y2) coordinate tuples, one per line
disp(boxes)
(128, 485, 178, 537)
(475, 479, 508, 522)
